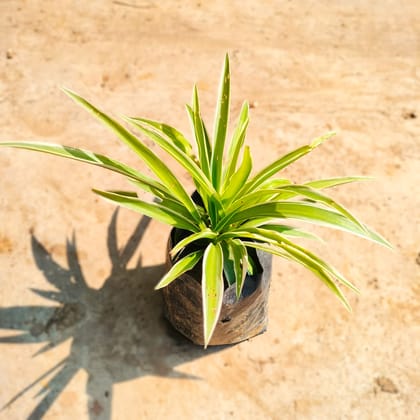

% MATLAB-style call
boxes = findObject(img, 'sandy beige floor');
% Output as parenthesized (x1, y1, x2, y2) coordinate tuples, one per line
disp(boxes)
(0, 1, 419, 419)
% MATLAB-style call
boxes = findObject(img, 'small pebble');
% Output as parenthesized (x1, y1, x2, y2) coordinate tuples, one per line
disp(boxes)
(402, 111, 416, 119)
(375, 376, 398, 394)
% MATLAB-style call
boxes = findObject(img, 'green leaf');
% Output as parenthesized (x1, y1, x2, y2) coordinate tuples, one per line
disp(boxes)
(310, 131, 336, 147)
(126, 117, 217, 198)
(229, 239, 248, 298)
(246, 227, 359, 293)
(0, 141, 169, 197)
(202, 242, 224, 348)
(246, 252, 257, 276)
(280, 240, 359, 294)
(278, 245, 352, 311)
(221, 146, 252, 203)
(187, 87, 211, 177)
(207, 193, 225, 226)
(106, 190, 138, 197)
(219, 201, 391, 248)
(223, 101, 249, 185)
(260, 224, 324, 241)
(242, 132, 336, 195)
(304, 176, 373, 190)
(61, 88, 201, 224)
(224, 188, 291, 214)
(128, 117, 193, 156)
(201, 118, 212, 162)
(211, 54, 230, 191)
(158, 196, 199, 221)
(242, 241, 352, 311)
(278, 184, 366, 231)
(219, 229, 276, 245)
(259, 178, 292, 189)
(170, 229, 218, 257)
(221, 240, 247, 291)
(155, 250, 203, 289)
(222, 242, 236, 286)
(238, 217, 277, 230)
(92, 189, 199, 232)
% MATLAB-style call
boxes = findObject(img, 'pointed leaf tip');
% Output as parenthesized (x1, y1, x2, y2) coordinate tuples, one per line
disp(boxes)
(310, 131, 336, 148)
(224, 53, 230, 69)
(61, 86, 78, 98)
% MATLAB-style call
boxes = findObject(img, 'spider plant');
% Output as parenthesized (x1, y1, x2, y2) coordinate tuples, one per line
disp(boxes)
(0, 54, 390, 347)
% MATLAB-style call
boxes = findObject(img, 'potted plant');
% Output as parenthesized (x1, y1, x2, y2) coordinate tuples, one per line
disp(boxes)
(1, 55, 390, 347)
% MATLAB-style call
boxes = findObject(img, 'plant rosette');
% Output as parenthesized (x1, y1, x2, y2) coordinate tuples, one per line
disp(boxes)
(1, 55, 390, 348)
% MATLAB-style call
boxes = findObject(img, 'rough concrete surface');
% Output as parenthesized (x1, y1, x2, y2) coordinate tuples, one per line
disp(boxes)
(0, 1, 419, 419)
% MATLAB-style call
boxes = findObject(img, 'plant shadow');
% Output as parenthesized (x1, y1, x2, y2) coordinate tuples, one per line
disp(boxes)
(0, 209, 225, 419)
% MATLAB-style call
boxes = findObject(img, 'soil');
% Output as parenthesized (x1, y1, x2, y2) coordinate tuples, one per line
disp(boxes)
(0, 1, 419, 419)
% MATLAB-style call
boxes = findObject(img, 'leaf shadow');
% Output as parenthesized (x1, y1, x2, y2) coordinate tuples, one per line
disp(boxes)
(0, 209, 226, 419)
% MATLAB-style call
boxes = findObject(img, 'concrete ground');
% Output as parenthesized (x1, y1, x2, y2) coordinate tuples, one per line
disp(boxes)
(0, 1, 419, 419)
